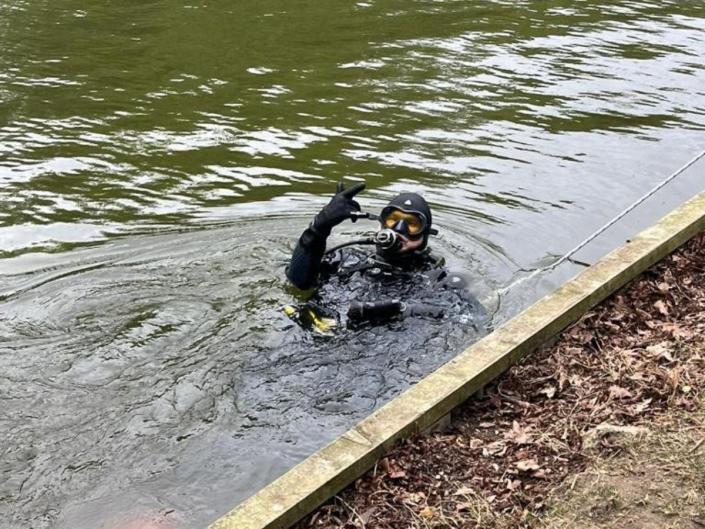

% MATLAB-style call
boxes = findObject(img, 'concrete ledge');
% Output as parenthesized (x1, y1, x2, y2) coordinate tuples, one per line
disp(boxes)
(209, 191, 705, 529)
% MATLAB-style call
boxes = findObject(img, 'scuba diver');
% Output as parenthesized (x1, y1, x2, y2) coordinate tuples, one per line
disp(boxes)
(285, 181, 485, 332)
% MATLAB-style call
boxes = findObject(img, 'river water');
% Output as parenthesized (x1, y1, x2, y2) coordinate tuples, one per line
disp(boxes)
(1, 1, 704, 528)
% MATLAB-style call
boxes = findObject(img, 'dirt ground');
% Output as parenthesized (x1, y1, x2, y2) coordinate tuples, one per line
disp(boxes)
(293, 233, 705, 529)
(539, 407, 705, 529)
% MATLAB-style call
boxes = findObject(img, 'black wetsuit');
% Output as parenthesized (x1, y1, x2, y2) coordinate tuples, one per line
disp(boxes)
(286, 223, 485, 327)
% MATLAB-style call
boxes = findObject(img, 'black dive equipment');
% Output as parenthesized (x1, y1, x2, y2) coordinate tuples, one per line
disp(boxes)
(374, 228, 401, 251)
(347, 298, 445, 322)
(380, 207, 427, 238)
(323, 228, 402, 256)
(347, 299, 403, 321)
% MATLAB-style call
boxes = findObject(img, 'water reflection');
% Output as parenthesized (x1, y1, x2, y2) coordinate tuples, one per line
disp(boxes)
(1, 0, 704, 527)
(1, 0, 703, 238)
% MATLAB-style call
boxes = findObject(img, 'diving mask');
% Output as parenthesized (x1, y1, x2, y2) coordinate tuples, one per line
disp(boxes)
(380, 207, 427, 238)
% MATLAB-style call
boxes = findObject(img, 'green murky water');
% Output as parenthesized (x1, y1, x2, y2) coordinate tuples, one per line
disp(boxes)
(1, 1, 704, 528)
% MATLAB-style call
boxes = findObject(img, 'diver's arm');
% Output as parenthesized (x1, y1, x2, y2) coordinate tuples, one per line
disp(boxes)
(286, 225, 329, 290)
(286, 181, 366, 290)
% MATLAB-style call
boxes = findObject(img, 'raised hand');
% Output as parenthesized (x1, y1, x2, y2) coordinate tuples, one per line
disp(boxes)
(312, 180, 366, 235)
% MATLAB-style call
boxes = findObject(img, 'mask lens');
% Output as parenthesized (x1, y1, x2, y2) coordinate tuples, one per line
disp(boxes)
(406, 215, 422, 234)
(382, 209, 424, 235)
(383, 212, 400, 229)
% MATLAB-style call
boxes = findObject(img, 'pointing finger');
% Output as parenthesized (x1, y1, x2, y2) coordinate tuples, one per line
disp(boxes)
(341, 182, 366, 198)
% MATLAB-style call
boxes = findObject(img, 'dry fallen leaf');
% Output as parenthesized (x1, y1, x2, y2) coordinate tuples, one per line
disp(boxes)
(400, 491, 426, 505)
(657, 281, 670, 293)
(569, 374, 585, 388)
(634, 398, 652, 414)
(515, 459, 540, 472)
(359, 507, 376, 524)
(533, 468, 551, 479)
(453, 486, 475, 497)
(662, 323, 694, 339)
(505, 421, 531, 445)
(539, 385, 557, 399)
(654, 299, 670, 317)
(483, 440, 508, 457)
(506, 479, 522, 491)
(469, 438, 483, 449)
(383, 458, 406, 479)
(646, 342, 674, 362)
(609, 385, 633, 400)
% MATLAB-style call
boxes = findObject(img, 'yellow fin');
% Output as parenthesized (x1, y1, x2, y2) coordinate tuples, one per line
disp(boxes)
(306, 309, 337, 333)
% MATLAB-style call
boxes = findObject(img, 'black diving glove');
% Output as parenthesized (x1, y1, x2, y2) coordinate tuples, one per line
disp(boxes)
(287, 180, 366, 289)
(311, 181, 366, 236)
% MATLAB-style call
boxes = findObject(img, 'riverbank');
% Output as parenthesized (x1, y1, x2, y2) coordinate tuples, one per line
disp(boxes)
(293, 232, 705, 529)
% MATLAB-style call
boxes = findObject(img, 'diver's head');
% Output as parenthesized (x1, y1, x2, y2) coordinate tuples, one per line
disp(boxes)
(377, 192, 433, 257)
